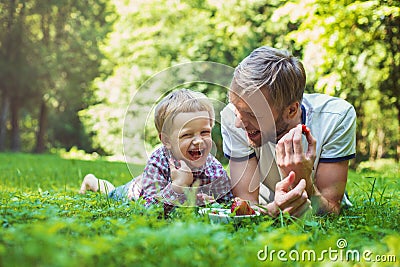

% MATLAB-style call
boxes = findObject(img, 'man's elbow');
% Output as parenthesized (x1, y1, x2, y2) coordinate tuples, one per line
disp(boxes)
(231, 187, 259, 205)
(312, 197, 341, 215)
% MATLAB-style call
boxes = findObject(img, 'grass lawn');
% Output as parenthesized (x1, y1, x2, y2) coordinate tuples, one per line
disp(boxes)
(0, 153, 399, 266)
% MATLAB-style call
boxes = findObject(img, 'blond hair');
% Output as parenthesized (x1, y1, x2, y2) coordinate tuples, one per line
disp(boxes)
(231, 46, 306, 111)
(154, 89, 215, 134)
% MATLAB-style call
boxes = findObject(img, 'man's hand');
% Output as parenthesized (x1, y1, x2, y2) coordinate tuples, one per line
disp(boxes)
(276, 124, 316, 196)
(265, 171, 312, 218)
(169, 158, 194, 194)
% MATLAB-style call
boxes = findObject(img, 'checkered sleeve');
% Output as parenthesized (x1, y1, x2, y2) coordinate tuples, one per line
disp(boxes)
(196, 156, 233, 205)
(159, 182, 188, 206)
(141, 163, 166, 206)
(141, 149, 188, 206)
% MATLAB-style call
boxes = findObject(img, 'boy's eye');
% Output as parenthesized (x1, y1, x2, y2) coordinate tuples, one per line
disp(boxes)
(180, 133, 191, 139)
(201, 130, 211, 136)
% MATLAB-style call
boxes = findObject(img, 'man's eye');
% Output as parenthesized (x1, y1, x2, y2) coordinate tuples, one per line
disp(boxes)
(247, 112, 256, 118)
(201, 130, 211, 136)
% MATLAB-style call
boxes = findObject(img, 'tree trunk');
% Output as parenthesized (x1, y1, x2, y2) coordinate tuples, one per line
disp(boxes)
(396, 103, 400, 162)
(351, 86, 366, 168)
(369, 134, 377, 162)
(377, 128, 385, 160)
(386, 14, 400, 162)
(10, 96, 20, 151)
(0, 93, 10, 151)
(34, 98, 48, 153)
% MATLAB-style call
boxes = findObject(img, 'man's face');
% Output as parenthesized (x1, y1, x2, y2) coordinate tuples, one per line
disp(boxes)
(230, 90, 290, 146)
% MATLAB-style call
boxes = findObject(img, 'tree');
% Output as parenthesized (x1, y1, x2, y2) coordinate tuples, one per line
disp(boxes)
(274, 0, 400, 161)
(0, 0, 40, 151)
(0, 0, 114, 153)
(32, 0, 114, 153)
(80, 0, 287, 162)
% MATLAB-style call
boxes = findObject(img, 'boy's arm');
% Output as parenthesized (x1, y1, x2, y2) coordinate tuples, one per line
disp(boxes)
(169, 159, 194, 195)
(197, 161, 233, 204)
(141, 163, 188, 206)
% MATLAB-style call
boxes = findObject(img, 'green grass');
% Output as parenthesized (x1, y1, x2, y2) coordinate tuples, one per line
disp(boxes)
(0, 153, 399, 267)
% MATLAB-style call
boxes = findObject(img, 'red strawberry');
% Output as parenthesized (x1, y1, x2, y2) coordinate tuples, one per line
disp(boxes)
(231, 197, 256, 215)
(302, 124, 310, 135)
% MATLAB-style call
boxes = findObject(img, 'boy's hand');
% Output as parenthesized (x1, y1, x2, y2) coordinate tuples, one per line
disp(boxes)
(169, 158, 194, 194)
(197, 193, 215, 205)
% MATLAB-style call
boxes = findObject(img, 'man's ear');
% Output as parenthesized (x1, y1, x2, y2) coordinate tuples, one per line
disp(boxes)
(160, 132, 171, 149)
(286, 101, 300, 119)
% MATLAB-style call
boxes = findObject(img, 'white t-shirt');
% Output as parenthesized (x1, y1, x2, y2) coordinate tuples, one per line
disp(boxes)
(221, 93, 356, 204)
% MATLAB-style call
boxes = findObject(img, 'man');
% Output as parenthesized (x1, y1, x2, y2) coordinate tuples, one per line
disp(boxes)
(221, 46, 356, 217)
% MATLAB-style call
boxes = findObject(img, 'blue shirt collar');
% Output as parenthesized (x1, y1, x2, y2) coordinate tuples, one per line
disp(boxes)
(301, 104, 306, 125)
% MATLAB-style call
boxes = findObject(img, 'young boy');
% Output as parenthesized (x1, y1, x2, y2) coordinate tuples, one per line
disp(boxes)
(79, 89, 233, 208)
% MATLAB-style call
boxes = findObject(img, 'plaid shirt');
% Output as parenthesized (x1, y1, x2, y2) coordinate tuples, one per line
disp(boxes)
(138, 146, 233, 207)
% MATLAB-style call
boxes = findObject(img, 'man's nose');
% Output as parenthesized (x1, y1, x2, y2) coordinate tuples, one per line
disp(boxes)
(235, 113, 247, 129)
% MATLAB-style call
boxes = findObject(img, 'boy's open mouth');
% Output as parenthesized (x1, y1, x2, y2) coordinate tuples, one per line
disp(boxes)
(188, 149, 204, 161)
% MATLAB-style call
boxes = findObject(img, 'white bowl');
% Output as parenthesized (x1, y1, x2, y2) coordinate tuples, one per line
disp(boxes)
(199, 208, 260, 224)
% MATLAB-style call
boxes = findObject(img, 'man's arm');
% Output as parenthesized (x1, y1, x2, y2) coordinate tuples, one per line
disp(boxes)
(312, 160, 349, 214)
(311, 103, 356, 214)
(230, 157, 311, 218)
(229, 157, 260, 204)
(276, 124, 350, 214)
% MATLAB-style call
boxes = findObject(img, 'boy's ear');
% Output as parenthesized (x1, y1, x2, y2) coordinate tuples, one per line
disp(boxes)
(160, 132, 171, 149)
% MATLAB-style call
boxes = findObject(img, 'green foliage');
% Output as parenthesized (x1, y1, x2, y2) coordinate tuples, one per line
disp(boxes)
(0, 154, 399, 266)
(1, 0, 399, 163)
(80, 0, 399, 163)
(274, 0, 400, 161)
(80, 0, 286, 160)
(0, 0, 115, 153)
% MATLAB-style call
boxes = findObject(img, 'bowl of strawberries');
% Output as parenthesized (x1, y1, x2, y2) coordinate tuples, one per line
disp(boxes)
(199, 197, 260, 223)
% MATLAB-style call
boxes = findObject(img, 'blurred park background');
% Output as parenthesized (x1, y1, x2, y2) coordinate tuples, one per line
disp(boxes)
(0, 0, 398, 165)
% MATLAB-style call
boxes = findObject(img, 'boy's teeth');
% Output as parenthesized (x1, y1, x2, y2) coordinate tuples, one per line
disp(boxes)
(190, 150, 202, 156)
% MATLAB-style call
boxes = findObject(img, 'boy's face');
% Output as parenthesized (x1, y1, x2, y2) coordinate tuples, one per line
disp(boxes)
(162, 111, 213, 169)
